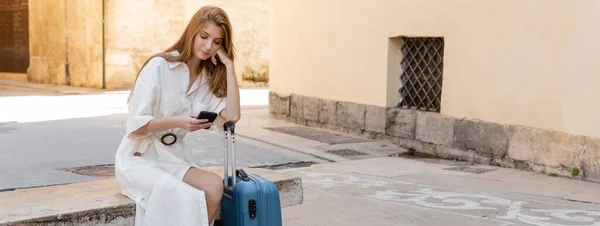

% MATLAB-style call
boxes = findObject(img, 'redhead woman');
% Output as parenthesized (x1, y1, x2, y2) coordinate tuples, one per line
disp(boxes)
(114, 6, 240, 226)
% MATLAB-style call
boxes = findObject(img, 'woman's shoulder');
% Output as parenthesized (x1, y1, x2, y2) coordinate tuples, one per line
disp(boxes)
(146, 55, 170, 68)
(136, 56, 171, 83)
(145, 51, 181, 68)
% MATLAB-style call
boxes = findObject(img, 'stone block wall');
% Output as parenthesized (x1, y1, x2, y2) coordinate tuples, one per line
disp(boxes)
(28, 0, 67, 85)
(66, 0, 103, 88)
(195, 0, 270, 87)
(269, 91, 600, 183)
(28, 0, 103, 88)
(25, 0, 269, 89)
(105, 0, 270, 89)
(104, 0, 187, 89)
(270, 92, 386, 139)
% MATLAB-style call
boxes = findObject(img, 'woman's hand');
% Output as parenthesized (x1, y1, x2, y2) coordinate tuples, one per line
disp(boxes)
(212, 48, 232, 66)
(174, 114, 213, 131)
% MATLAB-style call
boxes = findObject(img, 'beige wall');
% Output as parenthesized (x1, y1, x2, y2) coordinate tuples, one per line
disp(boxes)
(104, 0, 187, 89)
(0, 73, 27, 82)
(28, 0, 67, 84)
(270, 0, 600, 138)
(104, 0, 269, 89)
(28, 0, 103, 87)
(26, 0, 268, 89)
(187, 0, 270, 86)
(66, 0, 103, 88)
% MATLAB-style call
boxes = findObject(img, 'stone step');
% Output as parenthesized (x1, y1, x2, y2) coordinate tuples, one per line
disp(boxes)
(0, 167, 303, 225)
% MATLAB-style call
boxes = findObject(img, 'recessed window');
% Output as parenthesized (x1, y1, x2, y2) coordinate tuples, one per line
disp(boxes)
(398, 37, 444, 112)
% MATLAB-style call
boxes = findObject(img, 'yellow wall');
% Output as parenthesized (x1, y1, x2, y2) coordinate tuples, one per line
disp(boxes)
(66, 0, 103, 88)
(26, 0, 268, 89)
(104, 0, 269, 89)
(103, 0, 187, 89)
(270, 0, 600, 138)
(186, 0, 270, 86)
(0, 73, 27, 82)
(28, 0, 103, 87)
(28, 0, 67, 84)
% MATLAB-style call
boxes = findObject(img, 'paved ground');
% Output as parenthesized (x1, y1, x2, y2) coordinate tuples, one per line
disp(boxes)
(282, 157, 600, 226)
(0, 84, 58, 96)
(0, 83, 322, 191)
(211, 106, 600, 225)
(2, 80, 600, 226)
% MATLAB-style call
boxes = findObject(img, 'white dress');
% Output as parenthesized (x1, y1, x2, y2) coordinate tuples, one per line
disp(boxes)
(114, 51, 227, 226)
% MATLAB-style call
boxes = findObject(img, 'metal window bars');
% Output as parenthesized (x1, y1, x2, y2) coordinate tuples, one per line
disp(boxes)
(398, 37, 444, 112)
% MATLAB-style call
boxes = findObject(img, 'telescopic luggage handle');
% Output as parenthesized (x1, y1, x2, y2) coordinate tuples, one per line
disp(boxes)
(223, 122, 236, 187)
(223, 122, 235, 134)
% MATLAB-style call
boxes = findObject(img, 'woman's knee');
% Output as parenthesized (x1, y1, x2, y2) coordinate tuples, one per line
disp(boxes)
(183, 169, 223, 199)
(203, 172, 223, 202)
(206, 173, 223, 199)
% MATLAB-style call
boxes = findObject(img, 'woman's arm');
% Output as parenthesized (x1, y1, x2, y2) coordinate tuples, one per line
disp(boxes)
(215, 48, 241, 122)
(222, 63, 241, 122)
(134, 117, 177, 134)
(134, 115, 212, 135)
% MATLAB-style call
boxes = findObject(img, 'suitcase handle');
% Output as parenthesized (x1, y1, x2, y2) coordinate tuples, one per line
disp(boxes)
(223, 122, 235, 134)
(236, 169, 251, 182)
(223, 122, 237, 187)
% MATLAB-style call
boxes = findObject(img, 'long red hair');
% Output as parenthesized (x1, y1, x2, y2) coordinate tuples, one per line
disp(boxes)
(129, 6, 235, 102)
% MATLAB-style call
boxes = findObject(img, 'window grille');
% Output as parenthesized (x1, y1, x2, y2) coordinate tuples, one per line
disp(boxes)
(398, 37, 444, 112)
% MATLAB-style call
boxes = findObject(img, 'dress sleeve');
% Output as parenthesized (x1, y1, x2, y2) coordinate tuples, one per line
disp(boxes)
(125, 57, 163, 139)
(209, 96, 228, 132)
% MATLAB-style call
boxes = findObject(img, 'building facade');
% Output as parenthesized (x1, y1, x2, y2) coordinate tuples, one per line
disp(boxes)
(268, 0, 600, 182)
(0, 0, 269, 89)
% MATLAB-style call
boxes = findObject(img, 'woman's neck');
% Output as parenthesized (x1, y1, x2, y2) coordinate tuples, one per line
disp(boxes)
(186, 57, 201, 75)
(185, 57, 202, 92)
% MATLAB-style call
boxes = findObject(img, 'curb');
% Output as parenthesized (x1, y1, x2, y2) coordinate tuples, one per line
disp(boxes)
(0, 167, 302, 225)
(0, 79, 125, 95)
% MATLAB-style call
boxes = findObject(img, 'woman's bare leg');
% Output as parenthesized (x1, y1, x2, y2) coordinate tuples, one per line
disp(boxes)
(182, 167, 224, 224)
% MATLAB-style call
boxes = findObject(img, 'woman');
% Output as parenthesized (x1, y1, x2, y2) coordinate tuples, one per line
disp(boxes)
(114, 6, 240, 226)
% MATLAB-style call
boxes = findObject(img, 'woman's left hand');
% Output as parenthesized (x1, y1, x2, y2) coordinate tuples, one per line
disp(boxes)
(212, 48, 232, 66)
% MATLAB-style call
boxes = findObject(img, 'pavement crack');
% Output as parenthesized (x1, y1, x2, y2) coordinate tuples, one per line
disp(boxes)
(0, 182, 73, 193)
(560, 198, 600, 205)
(236, 133, 336, 163)
(249, 161, 316, 170)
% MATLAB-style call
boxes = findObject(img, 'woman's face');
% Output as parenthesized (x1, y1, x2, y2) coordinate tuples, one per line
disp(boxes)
(193, 22, 224, 60)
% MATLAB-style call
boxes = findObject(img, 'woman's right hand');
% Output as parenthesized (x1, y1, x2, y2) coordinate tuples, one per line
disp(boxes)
(174, 114, 213, 131)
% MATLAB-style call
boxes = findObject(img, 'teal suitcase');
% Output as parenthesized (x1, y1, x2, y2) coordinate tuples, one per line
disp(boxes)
(219, 122, 283, 226)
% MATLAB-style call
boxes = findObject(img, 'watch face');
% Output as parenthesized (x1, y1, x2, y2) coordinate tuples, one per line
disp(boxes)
(161, 133, 177, 145)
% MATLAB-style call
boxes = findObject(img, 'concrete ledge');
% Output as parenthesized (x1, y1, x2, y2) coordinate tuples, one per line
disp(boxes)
(0, 79, 121, 95)
(268, 91, 290, 116)
(0, 167, 303, 226)
(0, 73, 27, 83)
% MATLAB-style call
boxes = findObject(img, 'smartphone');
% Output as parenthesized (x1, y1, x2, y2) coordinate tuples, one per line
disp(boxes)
(196, 111, 218, 123)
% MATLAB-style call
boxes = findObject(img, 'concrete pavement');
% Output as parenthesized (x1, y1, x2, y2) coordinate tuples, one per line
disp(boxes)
(232, 107, 600, 224)
(0, 80, 269, 124)
(232, 103, 600, 225)
(0, 82, 324, 191)
(1, 80, 599, 225)
(0, 113, 324, 191)
(280, 157, 600, 226)
(2, 154, 599, 225)
(0, 166, 303, 225)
